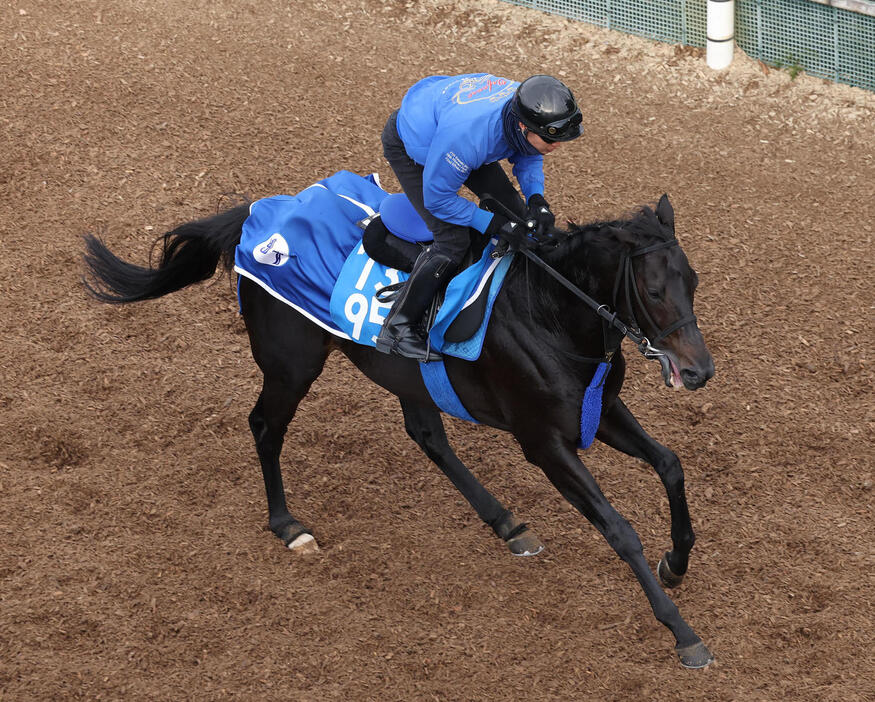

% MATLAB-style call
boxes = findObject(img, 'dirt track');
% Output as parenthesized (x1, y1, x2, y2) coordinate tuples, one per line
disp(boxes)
(1, 0, 873, 699)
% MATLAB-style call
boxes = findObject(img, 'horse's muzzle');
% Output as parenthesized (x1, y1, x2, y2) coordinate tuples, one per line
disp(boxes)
(679, 356, 715, 390)
(657, 350, 714, 390)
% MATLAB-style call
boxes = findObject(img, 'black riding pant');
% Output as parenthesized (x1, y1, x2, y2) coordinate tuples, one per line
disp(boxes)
(381, 110, 526, 269)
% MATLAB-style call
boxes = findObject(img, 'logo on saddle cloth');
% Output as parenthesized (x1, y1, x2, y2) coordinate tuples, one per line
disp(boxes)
(253, 233, 290, 267)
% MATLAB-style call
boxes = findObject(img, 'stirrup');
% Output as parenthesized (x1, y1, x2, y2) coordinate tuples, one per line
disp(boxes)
(375, 326, 442, 362)
(392, 345, 443, 363)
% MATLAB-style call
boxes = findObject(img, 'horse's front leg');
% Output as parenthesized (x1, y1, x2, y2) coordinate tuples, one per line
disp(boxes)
(519, 434, 713, 668)
(596, 398, 695, 588)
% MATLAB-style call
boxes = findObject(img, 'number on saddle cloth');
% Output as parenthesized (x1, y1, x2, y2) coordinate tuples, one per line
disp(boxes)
(362, 193, 433, 273)
(356, 192, 500, 349)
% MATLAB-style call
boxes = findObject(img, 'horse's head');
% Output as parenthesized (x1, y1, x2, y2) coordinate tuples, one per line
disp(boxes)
(608, 195, 714, 390)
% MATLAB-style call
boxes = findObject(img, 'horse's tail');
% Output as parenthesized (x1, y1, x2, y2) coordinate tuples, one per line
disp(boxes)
(82, 204, 250, 303)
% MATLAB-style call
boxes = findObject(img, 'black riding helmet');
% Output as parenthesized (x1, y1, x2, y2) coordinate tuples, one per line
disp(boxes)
(510, 75, 583, 142)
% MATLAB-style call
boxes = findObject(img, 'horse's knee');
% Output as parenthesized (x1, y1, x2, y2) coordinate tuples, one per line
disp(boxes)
(654, 450, 684, 489)
(604, 517, 644, 562)
(403, 416, 444, 456)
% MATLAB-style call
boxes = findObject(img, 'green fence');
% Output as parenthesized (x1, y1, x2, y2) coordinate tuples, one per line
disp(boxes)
(500, 0, 875, 92)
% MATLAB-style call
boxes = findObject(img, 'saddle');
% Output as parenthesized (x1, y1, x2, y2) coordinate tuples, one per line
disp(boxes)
(361, 194, 429, 273)
(362, 194, 492, 343)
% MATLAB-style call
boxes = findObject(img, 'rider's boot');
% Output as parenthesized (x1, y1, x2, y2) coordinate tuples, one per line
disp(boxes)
(375, 248, 454, 362)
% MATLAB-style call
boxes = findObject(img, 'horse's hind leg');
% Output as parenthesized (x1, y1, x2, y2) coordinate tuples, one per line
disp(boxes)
(399, 400, 543, 556)
(596, 398, 695, 588)
(249, 378, 322, 553)
(243, 282, 331, 553)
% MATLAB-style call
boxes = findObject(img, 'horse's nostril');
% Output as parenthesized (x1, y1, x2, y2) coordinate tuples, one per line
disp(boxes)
(681, 368, 702, 386)
(680, 364, 713, 388)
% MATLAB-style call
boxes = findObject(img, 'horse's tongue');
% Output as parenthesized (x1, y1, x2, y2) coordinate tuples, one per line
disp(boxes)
(670, 359, 684, 389)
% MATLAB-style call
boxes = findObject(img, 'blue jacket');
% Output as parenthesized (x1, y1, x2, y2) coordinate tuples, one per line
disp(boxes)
(395, 74, 545, 234)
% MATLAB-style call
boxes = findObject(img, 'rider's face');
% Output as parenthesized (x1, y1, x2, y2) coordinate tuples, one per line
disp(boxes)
(521, 122, 561, 155)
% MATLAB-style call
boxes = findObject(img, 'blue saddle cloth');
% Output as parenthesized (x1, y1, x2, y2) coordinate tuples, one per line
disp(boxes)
(233, 170, 509, 356)
(233, 170, 386, 337)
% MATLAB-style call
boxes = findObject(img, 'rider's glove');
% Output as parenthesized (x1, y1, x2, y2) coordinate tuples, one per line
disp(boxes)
(526, 193, 555, 240)
(484, 213, 510, 238)
(487, 214, 535, 254)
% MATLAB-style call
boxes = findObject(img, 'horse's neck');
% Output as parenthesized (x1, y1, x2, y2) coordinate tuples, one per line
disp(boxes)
(495, 234, 620, 364)
(532, 229, 623, 315)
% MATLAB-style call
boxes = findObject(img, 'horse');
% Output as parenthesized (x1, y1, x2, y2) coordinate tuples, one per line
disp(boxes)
(82, 187, 715, 668)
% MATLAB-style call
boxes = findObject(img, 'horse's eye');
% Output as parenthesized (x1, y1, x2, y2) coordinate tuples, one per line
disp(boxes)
(647, 289, 663, 301)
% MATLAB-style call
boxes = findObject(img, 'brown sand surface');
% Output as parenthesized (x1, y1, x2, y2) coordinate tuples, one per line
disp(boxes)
(1, 1, 872, 699)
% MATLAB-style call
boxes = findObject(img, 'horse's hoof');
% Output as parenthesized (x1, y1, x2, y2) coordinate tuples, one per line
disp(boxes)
(658, 552, 685, 588)
(507, 530, 545, 556)
(494, 513, 543, 556)
(287, 533, 319, 554)
(676, 641, 714, 669)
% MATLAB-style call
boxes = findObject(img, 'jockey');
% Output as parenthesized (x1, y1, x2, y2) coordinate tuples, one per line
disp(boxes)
(376, 73, 583, 362)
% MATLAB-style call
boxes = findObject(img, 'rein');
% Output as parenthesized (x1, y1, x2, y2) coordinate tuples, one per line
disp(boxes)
(520, 247, 664, 361)
(480, 195, 696, 363)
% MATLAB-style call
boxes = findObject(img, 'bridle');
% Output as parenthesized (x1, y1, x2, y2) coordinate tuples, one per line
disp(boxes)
(606, 238, 698, 357)
(481, 195, 697, 363)
(519, 244, 693, 363)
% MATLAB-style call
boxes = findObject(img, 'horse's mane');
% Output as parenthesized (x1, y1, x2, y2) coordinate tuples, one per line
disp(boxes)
(509, 203, 671, 333)
(560, 203, 672, 259)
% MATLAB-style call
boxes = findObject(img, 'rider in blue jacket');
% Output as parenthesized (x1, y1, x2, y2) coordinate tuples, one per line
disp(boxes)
(376, 73, 583, 361)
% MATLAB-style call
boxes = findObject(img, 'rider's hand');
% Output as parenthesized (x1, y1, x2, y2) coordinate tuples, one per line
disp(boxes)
(526, 193, 555, 239)
(497, 220, 535, 253)
(485, 213, 510, 238)
(486, 213, 535, 254)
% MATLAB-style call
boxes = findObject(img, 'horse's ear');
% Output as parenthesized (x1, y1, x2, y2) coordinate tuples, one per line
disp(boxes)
(656, 194, 674, 230)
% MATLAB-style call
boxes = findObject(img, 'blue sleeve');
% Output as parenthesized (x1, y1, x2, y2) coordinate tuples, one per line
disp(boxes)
(421, 130, 494, 234)
(510, 153, 545, 202)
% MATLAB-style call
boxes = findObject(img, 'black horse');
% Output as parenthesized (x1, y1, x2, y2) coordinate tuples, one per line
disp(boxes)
(83, 192, 715, 668)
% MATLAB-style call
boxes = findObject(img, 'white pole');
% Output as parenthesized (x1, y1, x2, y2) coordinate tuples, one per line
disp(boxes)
(706, 0, 735, 70)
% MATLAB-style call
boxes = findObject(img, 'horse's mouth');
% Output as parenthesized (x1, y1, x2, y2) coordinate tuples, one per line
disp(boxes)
(657, 352, 685, 390)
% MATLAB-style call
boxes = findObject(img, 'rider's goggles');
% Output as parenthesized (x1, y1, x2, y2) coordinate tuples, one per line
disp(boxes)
(538, 111, 584, 143)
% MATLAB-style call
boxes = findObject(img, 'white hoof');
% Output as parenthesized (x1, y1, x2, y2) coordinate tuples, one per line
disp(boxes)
(511, 544, 545, 557)
(288, 533, 319, 553)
